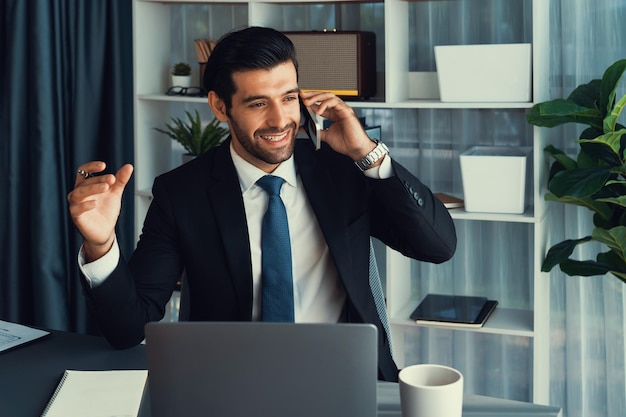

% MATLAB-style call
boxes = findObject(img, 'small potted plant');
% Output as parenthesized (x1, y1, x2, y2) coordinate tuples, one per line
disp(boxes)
(154, 110, 229, 164)
(171, 62, 192, 87)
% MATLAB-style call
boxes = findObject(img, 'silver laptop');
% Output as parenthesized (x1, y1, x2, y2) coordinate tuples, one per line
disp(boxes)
(144, 322, 378, 417)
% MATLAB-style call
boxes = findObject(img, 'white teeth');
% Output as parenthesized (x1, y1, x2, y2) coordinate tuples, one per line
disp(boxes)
(261, 132, 287, 141)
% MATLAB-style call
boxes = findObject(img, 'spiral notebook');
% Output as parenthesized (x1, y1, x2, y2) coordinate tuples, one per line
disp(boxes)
(41, 369, 147, 417)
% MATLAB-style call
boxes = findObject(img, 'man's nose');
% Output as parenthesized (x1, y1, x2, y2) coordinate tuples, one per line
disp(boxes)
(266, 104, 290, 128)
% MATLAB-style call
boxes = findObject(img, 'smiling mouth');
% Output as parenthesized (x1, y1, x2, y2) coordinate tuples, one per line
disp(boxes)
(259, 130, 290, 142)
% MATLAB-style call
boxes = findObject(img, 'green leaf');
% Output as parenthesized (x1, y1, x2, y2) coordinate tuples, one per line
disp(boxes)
(604, 93, 626, 134)
(526, 99, 602, 129)
(545, 193, 613, 220)
(579, 130, 626, 166)
(578, 141, 621, 166)
(597, 251, 626, 284)
(599, 59, 626, 119)
(561, 252, 626, 283)
(544, 145, 577, 170)
(547, 166, 611, 198)
(153, 110, 229, 156)
(592, 226, 626, 261)
(568, 79, 601, 109)
(559, 259, 612, 276)
(606, 177, 626, 187)
(541, 237, 592, 272)
(597, 195, 626, 209)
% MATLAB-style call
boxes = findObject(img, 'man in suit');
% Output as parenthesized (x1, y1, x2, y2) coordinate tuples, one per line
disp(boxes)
(67, 27, 456, 382)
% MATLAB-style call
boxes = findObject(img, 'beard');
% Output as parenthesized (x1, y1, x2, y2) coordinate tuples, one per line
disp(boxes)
(229, 116, 298, 166)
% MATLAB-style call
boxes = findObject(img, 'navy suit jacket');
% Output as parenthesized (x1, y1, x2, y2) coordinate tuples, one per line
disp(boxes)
(84, 137, 457, 382)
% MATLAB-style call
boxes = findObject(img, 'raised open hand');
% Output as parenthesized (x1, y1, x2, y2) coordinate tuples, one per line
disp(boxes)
(67, 162, 134, 261)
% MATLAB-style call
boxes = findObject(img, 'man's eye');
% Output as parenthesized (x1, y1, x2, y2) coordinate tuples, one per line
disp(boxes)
(285, 96, 297, 102)
(249, 102, 265, 108)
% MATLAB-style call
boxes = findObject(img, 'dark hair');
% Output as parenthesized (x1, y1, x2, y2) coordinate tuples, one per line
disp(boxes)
(203, 27, 299, 110)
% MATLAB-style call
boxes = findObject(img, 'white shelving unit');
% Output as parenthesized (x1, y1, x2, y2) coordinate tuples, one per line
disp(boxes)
(133, 0, 551, 405)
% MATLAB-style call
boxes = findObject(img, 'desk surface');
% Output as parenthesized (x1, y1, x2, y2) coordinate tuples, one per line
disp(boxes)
(0, 329, 146, 417)
(0, 328, 561, 417)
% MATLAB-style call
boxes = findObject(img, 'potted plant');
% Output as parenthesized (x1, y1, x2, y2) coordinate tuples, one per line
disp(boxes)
(526, 59, 626, 283)
(171, 62, 192, 87)
(154, 110, 229, 163)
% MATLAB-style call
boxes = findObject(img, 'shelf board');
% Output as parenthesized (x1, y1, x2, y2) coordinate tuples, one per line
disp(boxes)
(447, 206, 537, 223)
(138, 94, 207, 104)
(138, 94, 535, 110)
(138, 0, 379, 3)
(391, 301, 534, 337)
(351, 100, 535, 109)
(137, 0, 253, 3)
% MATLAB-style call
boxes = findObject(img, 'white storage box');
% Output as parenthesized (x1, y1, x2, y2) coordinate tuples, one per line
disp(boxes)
(434, 43, 532, 102)
(460, 146, 531, 214)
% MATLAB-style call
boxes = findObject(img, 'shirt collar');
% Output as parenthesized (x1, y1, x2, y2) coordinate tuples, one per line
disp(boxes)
(229, 142, 298, 192)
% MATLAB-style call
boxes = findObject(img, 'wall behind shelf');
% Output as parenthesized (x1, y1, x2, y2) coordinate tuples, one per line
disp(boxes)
(355, 107, 534, 196)
(409, 0, 533, 74)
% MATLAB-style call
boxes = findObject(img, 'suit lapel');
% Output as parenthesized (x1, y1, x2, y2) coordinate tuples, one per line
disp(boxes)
(295, 141, 354, 283)
(206, 141, 254, 319)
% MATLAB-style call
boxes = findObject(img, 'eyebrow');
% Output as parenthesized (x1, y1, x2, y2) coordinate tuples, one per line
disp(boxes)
(241, 87, 301, 104)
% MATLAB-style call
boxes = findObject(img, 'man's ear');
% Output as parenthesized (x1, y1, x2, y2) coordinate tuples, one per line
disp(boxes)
(208, 92, 228, 122)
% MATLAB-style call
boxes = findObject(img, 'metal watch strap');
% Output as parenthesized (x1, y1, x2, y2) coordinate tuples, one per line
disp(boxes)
(354, 141, 389, 171)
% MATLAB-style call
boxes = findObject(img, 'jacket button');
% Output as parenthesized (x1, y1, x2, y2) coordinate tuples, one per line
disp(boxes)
(417, 197, 424, 206)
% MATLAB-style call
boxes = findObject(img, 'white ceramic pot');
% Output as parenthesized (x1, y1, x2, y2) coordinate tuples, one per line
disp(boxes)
(171, 75, 192, 88)
(435, 43, 532, 102)
(460, 145, 531, 214)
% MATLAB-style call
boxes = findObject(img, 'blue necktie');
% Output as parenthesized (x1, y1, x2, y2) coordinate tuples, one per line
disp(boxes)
(257, 175, 294, 322)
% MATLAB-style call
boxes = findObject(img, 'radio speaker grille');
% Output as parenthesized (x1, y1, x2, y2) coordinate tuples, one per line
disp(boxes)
(284, 31, 376, 99)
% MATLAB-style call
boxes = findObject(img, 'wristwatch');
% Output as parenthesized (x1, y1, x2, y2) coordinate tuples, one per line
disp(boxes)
(354, 140, 389, 171)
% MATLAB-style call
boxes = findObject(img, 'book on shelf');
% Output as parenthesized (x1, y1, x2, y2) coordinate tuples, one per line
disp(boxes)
(410, 293, 498, 328)
(434, 193, 464, 209)
(41, 369, 148, 417)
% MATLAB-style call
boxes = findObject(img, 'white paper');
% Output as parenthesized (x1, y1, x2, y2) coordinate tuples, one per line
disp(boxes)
(0, 320, 50, 352)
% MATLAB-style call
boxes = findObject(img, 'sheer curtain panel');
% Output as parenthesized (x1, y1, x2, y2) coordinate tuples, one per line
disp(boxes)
(548, 1, 626, 417)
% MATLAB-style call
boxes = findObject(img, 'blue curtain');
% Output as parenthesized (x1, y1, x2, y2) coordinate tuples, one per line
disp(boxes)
(0, 0, 134, 333)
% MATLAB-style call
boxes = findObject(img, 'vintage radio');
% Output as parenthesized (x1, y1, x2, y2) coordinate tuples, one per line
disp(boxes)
(284, 31, 376, 99)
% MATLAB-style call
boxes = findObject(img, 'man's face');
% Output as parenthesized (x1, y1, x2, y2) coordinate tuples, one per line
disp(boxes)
(224, 62, 301, 173)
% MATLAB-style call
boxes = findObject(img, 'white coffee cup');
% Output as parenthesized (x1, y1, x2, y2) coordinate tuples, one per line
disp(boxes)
(399, 364, 464, 417)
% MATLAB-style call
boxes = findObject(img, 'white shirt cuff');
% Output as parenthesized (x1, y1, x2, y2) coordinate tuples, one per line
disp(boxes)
(363, 154, 393, 179)
(78, 238, 120, 288)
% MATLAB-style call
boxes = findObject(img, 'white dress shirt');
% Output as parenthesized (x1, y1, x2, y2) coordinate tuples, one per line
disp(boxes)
(79, 141, 393, 322)
(230, 147, 346, 322)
